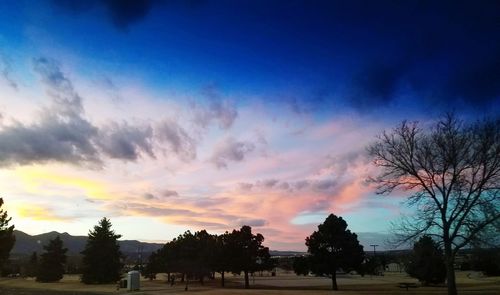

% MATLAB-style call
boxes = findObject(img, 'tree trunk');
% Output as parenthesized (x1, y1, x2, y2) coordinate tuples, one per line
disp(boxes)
(221, 271, 225, 287)
(244, 270, 249, 289)
(445, 256, 457, 295)
(444, 238, 457, 295)
(331, 272, 338, 290)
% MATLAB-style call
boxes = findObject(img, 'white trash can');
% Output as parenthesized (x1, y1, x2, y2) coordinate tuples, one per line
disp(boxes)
(127, 271, 140, 291)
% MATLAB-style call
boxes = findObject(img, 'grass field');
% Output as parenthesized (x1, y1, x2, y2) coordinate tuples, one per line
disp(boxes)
(0, 271, 499, 294)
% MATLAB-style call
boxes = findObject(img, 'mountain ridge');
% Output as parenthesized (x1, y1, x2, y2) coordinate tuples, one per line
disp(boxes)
(12, 230, 164, 256)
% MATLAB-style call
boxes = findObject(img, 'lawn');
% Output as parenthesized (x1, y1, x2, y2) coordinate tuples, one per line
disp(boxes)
(0, 271, 499, 294)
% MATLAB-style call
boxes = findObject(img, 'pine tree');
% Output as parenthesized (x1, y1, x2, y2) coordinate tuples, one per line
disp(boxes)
(36, 236, 68, 282)
(0, 197, 15, 270)
(305, 214, 365, 290)
(81, 218, 123, 284)
(26, 251, 38, 277)
(406, 236, 446, 285)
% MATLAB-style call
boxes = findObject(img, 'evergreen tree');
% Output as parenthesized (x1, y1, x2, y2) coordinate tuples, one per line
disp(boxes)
(0, 198, 15, 270)
(25, 251, 38, 277)
(406, 236, 447, 285)
(36, 236, 67, 282)
(81, 218, 123, 284)
(305, 214, 365, 290)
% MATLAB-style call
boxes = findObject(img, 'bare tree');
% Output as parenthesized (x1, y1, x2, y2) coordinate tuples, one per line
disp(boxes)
(368, 114, 500, 295)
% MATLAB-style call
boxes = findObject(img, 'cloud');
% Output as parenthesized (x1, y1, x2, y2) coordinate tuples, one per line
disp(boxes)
(326, 1, 500, 112)
(52, 0, 161, 30)
(0, 57, 202, 167)
(17, 205, 74, 221)
(0, 54, 17, 90)
(210, 137, 255, 169)
(241, 178, 339, 194)
(348, 62, 406, 110)
(258, 178, 279, 188)
(156, 119, 196, 160)
(192, 86, 238, 130)
(238, 182, 253, 191)
(0, 117, 99, 167)
(97, 121, 155, 160)
(143, 193, 155, 200)
(33, 57, 83, 115)
(311, 179, 337, 191)
(236, 218, 267, 227)
(162, 190, 179, 197)
(126, 204, 197, 217)
(0, 58, 100, 167)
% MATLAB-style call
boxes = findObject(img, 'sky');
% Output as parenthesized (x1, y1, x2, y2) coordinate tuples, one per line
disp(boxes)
(0, 0, 499, 251)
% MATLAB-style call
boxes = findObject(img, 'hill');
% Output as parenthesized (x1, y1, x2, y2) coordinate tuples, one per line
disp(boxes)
(11, 230, 163, 258)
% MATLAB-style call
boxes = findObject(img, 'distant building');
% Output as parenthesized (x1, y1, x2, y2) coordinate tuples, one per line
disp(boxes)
(385, 262, 405, 272)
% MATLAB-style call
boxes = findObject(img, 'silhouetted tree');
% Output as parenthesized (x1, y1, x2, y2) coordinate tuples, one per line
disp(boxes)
(359, 256, 383, 276)
(36, 236, 68, 282)
(228, 225, 270, 289)
(0, 198, 15, 271)
(143, 250, 160, 280)
(194, 230, 216, 285)
(81, 218, 123, 284)
(369, 114, 500, 295)
(213, 232, 232, 287)
(305, 214, 364, 290)
(470, 247, 500, 276)
(406, 236, 446, 285)
(293, 256, 310, 276)
(25, 251, 38, 277)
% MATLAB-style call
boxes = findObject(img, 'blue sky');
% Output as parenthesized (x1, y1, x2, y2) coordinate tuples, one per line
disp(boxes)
(0, 0, 498, 250)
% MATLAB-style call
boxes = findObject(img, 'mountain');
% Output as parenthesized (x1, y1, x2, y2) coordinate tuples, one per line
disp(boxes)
(12, 230, 163, 257)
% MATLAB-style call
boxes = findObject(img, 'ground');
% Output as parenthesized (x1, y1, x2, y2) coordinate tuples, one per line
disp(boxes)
(0, 271, 499, 294)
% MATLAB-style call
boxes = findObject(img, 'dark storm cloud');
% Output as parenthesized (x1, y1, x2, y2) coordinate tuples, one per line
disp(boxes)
(348, 62, 406, 110)
(339, 0, 500, 111)
(53, 0, 162, 30)
(210, 137, 255, 169)
(0, 119, 99, 167)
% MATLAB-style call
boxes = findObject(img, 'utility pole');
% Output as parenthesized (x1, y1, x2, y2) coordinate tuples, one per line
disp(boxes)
(370, 244, 379, 256)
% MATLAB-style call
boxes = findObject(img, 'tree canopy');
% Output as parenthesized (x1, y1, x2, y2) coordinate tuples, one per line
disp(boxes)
(305, 214, 365, 290)
(369, 114, 500, 295)
(80, 218, 123, 284)
(406, 236, 446, 285)
(0, 197, 15, 270)
(36, 236, 68, 282)
(144, 225, 270, 289)
(228, 225, 271, 289)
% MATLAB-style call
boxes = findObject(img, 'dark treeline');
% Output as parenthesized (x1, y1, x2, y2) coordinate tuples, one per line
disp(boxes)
(143, 225, 271, 290)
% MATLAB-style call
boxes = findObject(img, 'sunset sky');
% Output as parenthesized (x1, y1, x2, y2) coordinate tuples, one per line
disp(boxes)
(0, 0, 498, 250)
